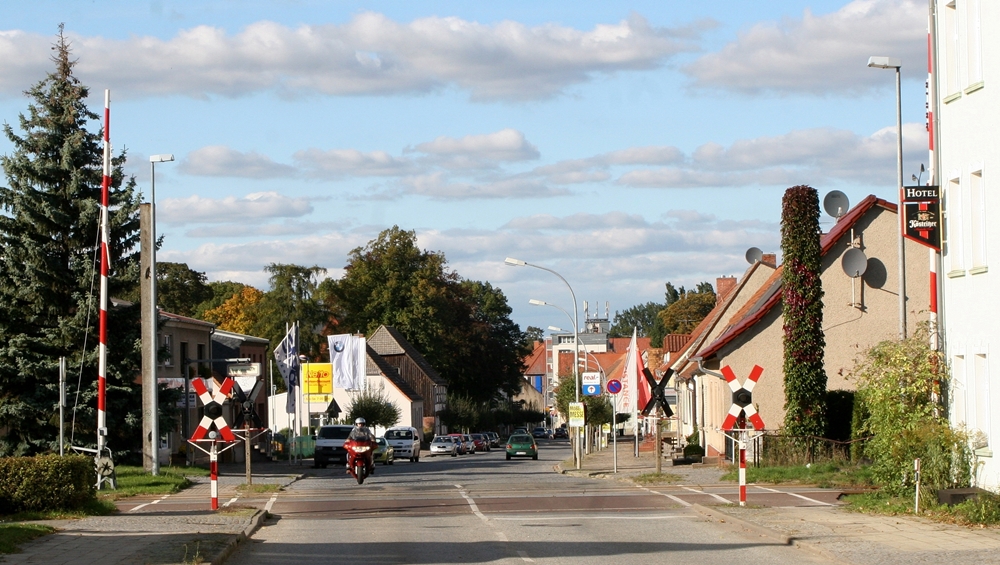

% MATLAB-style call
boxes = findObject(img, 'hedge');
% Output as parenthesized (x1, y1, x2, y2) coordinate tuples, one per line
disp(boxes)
(0, 455, 96, 514)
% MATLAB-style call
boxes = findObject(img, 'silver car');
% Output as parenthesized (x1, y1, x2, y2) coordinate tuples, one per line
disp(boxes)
(430, 436, 459, 457)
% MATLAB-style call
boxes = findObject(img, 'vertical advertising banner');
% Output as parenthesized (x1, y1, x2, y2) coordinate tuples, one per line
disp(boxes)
(902, 185, 941, 250)
(328, 334, 367, 390)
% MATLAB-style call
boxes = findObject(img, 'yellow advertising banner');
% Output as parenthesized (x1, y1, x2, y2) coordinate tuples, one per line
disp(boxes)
(303, 363, 332, 403)
(568, 402, 585, 427)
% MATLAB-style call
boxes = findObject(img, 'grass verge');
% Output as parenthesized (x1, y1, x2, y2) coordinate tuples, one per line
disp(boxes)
(99, 465, 208, 501)
(236, 483, 282, 494)
(844, 490, 1000, 526)
(0, 523, 56, 554)
(720, 461, 874, 488)
(633, 472, 682, 485)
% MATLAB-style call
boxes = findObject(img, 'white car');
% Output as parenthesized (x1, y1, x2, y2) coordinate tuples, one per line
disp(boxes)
(384, 426, 421, 462)
(429, 436, 459, 457)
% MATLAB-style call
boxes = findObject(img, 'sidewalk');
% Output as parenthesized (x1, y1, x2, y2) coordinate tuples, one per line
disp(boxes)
(2, 461, 302, 565)
(565, 440, 1000, 564)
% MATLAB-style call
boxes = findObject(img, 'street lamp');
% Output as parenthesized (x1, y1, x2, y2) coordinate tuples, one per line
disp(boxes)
(148, 153, 173, 476)
(867, 56, 906, 339)
(506, 257, 581, 469)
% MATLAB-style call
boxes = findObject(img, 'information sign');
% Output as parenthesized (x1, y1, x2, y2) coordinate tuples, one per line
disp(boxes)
(568, 402, 585, 427)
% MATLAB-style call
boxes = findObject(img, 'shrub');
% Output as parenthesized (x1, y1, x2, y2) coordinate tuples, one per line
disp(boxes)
(0, 455, 96, 514)
(683, 443, 705, 458)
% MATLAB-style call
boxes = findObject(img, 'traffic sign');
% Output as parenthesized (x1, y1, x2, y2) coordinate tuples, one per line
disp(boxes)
(607, 379, 622, 394)
(583, 384, 602, 396)
(721, 365, 765, 431)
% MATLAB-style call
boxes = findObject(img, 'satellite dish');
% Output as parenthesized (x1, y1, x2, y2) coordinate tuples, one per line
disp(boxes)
(841, 248, 868, 278)
(823, 191, 850, 219)
(745, 247, 763, 264)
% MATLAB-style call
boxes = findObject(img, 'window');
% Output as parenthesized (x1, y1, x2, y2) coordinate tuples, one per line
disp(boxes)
(974, 353, 990, 438)
(161, 334, 173, 367)
(966, 0, 983, 89)
(946, 175, 964, 274)
(943, 1, 961, 98)
(970, 169, 987, 270)
(557, 335, 575, 344)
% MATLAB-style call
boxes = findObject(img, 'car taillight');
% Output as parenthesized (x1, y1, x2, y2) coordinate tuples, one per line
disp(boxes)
(506, 444, 512, 449)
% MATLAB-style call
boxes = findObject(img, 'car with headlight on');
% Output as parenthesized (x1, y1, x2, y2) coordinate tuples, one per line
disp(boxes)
(505, 434, 538, 460)
(373, 436, 395, 465)
(430, 436, 460, 457)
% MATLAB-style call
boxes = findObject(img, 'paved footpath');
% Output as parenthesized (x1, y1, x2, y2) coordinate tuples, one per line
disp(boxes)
(563, 440, 1000, 565)
(1, 461, 304, 565)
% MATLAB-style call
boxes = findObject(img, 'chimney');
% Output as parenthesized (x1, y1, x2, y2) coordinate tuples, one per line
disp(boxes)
(762, 253, 777, 267)
(716, 276, 737, 305)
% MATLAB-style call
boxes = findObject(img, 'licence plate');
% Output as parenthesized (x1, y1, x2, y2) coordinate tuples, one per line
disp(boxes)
(516, 451, 526, 455)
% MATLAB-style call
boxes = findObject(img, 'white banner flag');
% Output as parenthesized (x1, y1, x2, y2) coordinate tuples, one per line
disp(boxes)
(328, 334, 366, 390)
(619, 328, 639, 424)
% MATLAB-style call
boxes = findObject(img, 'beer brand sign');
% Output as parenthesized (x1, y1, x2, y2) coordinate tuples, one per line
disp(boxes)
(902, 185, 941, 251)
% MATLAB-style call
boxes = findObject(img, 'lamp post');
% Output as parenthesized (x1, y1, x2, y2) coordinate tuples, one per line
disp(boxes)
(506, 258, 581, 469)
(148, 153, 173, 475)
(867, 56, 906, 339)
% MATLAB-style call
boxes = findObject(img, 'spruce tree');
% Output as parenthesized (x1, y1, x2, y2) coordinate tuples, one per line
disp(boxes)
(0, 27, 143, 456)
(780, 185, 827, 441)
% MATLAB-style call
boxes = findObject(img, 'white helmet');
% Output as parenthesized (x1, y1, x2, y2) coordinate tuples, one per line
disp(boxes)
(355, 417, 366, 425)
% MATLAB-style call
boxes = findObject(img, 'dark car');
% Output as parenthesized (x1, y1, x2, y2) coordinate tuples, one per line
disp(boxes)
(553, 427, 568, 439)
(531, 427, 551, 439)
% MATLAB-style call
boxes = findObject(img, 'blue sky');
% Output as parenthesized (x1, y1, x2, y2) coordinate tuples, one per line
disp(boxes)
(0, 0, 931, 333)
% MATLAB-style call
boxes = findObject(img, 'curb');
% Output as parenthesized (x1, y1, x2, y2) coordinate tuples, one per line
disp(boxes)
(210, 472, 305, 565)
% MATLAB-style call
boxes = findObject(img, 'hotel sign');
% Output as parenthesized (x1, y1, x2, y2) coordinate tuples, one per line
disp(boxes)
(902, 185, 941, 251)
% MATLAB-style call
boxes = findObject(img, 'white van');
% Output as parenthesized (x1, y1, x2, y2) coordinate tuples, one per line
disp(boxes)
(384, 426, 421, 462)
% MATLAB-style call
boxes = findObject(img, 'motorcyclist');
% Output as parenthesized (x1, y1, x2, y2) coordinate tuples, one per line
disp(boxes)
(347, 417, 376, 475)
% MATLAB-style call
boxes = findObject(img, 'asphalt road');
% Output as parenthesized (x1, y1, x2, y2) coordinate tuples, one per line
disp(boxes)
(228, 439, 833, 564)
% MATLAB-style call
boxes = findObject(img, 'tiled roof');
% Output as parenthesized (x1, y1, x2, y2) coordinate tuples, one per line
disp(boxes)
(160, 310, 215, 328)
(695, 195, 892, 361)
(608, 337, 651, 353)
(523, 341, 547, 376)
(366, 344, 422, 401)
(369, 325, 448, 386)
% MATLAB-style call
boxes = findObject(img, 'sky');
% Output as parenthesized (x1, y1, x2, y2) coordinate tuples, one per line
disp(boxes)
(0, 0, 932, 335)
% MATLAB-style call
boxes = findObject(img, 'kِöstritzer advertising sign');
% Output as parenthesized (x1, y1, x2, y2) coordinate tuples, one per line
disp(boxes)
(902, 185, 940, 251)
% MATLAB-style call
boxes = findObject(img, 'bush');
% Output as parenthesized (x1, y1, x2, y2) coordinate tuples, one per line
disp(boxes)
(0, 455, 96, 514)
(683, 443, 705, 458)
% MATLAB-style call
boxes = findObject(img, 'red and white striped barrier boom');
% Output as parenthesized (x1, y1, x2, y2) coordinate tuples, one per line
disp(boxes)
(97, 90, 111, 456)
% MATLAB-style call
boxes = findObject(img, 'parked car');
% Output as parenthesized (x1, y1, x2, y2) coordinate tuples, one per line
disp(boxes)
(513, 427, 528, 435)
(384, 426, 421, 462)
(553, 427, 568, 439)
(313, 425, 353, 468)
(531, 427, 552, 439)
(506, 434, 538, 460)
(483, 432, 500, 447)
(461, 434, 477, 454)
(446, 433, 470, 454)
(430, 436, 460, 457)
(373, 437, 395, 465)
(470, 433, 490, 452)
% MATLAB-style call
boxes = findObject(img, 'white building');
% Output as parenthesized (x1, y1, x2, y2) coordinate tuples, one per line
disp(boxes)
(933, 0, 999, 489)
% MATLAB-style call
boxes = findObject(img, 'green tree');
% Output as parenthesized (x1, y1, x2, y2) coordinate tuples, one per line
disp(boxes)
(156, 262, 211, 317)
(328, 226, 527, 403)
(781, 185, 827, 439)
(254, 263, 328, 359)
(851, 328, 970, 496)
(345, 383, 402, 429)
(0, 28, 144, 456)
(192, 280, 249, 319)
(609, 301, 666, 340)
(658, 290, 716, 334)
(523, 326, 545, 347)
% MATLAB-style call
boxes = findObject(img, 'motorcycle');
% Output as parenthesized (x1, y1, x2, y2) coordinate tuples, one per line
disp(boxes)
(344, 438, 375, 484)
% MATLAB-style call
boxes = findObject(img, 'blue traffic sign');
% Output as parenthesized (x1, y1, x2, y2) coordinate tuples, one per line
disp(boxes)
(583, 384, 602, 396)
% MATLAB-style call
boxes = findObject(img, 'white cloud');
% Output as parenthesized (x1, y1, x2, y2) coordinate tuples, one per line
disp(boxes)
(399, 172, 568, 199)
(294, 148, 417, 178)
(412, 129, 540, 162)
(181, 146, 296, 178)
(503, 212, 649, 231)
(0, 14, 694, 101)
(684, 0, 925, 94)
(158, 191, 313, 224)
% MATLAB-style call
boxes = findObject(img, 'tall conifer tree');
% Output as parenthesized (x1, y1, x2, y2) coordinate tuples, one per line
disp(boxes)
(0, 27, 143, 456)
(780, 185, 827, 440)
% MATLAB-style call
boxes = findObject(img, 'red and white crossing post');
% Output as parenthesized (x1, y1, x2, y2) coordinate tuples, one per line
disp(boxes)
(721, 365, 767, 507)
(188, 376, 240, 510)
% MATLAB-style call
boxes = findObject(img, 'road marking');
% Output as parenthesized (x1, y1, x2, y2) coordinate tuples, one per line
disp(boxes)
(681, 486, 730, 503)
(754, 486, 834, 506)
(637, 485, 692, 507)
(264, 493, 279, 513)
(497, 532, 509, 542)
(517, 550, 535, 562)
(456, 484, 488, 522)
(223, 495, 240, 508)
(129, 495, 170, 512)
